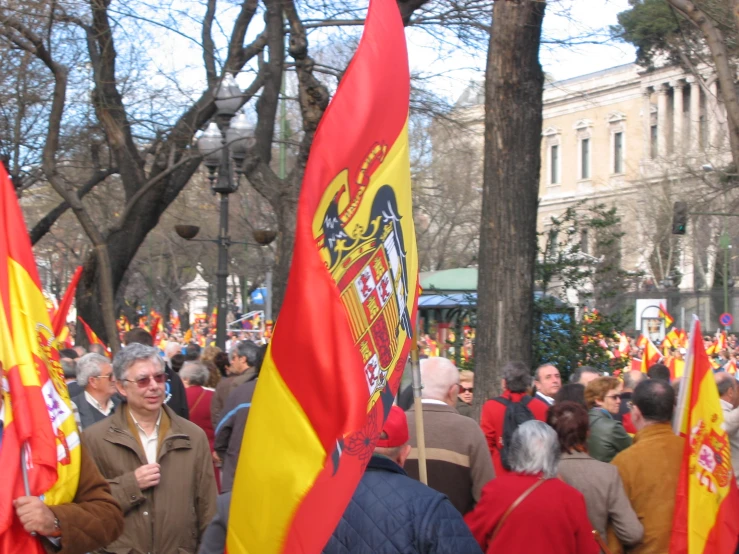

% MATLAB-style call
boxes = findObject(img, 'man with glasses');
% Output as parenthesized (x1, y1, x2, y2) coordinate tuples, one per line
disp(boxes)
(83, 343, 217, 553)
(71, 353, 120, 430)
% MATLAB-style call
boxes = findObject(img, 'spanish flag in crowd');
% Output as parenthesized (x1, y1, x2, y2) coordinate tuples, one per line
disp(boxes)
(0, 164, 81, 552)
(670, 318, 739, 553)
(227, 0, 418, 551)
(51, 265, 82, 338)
(78, 316, 109, 355)
(660, 302, 674, 328)
(640, 336, 661, 373)
(707, 331, 728, 356)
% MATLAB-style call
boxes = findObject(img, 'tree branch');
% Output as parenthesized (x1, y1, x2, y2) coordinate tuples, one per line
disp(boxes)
(202, 0, 217, 88)
(30, 168, 118, 244)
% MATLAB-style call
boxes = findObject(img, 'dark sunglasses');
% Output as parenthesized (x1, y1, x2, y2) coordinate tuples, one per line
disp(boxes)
(460, 386, 474, 393)
(122, 373, 166, 388)
(605, 393, 622, 400)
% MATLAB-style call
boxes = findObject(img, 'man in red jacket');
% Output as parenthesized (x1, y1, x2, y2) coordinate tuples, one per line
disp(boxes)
(480, 361, 549, 476)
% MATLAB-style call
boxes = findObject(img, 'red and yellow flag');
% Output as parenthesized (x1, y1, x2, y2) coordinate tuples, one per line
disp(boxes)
(0, 164, 80, 552)
(671, 319, 739, 553)
(51, 265, 82, 338)
(227, 1, 418, 551)
(78, 316, 109, 355)
(660, 302, 674, 328)
(640, 337, 662, 373)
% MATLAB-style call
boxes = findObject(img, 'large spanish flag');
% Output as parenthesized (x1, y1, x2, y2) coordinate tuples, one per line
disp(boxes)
(0, 164, 81, 551)
(670, 318, 739, 553)
(227, 0, 417, 552)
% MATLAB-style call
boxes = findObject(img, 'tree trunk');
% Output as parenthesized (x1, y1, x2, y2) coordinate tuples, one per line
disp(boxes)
(473, 0, 546, 418)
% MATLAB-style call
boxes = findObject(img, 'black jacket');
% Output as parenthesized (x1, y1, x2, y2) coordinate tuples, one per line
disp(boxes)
(72, 391, 120, 430)
(165, 362, 189, 420)
(198, 456, 481, 554)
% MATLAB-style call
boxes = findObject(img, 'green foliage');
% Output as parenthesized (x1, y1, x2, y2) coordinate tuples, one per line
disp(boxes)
(533, 202, 636, 381)
(611, 0, 679, 66)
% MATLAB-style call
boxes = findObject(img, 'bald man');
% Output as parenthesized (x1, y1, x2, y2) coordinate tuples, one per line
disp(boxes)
(404, 357, 494, 515)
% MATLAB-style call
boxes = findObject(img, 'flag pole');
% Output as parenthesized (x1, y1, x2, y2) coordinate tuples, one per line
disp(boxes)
(20, 442, 37, 537)
(410, 328, 428, 485)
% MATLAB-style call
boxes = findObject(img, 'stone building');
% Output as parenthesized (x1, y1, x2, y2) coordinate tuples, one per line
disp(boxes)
(449, 63, 737, 330)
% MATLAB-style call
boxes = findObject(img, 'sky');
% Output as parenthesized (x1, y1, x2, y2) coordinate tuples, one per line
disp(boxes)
(405, 0, 637, 103)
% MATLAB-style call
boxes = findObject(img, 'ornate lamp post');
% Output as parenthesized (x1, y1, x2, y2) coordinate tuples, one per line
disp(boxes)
(176, 74, 254, 350)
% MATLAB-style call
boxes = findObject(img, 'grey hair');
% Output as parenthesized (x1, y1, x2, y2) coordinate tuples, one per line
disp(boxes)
(76, 353, 111, 387)
(420, 357, 459, 400)
(502, 361, 532, 393)
(508, 420, 560, 479)
(229, 340, 261, 367)
(180, 361, 210, 387)
(112, 343, 164, 381)
(60, 358, 77, 380)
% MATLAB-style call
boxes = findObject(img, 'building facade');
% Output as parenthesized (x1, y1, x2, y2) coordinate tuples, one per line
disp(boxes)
(450, 62, 737, 330)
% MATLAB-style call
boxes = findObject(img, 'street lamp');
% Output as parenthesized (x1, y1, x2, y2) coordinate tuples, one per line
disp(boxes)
(177, 74, 255, 350)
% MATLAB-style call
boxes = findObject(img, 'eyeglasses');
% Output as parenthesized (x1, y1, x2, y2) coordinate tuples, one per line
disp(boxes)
(605, 394, 622, 400)
(460, 387, 474, 393)
(122, 373, 166, 388)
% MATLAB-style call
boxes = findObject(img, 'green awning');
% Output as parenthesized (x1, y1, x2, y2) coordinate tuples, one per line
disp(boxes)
(419, 268, 478, 293)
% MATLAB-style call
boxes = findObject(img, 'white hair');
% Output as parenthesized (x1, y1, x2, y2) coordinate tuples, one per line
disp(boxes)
(76, 353, 111, 387)
(164, 341, 182, 359)
(180, 361, 210, 386)
(508, 420, 560, 479)
(420, 357, 459, 401)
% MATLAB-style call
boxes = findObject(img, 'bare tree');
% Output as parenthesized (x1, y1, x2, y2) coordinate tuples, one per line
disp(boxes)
(474, 0, 546, 415)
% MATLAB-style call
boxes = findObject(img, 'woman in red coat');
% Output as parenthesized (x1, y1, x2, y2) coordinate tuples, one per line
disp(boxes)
(465, 420, 599, 554)
(181, 360, 220, 491)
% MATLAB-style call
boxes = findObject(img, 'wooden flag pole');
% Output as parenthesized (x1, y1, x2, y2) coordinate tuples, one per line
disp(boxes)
(410, 329, 428, 485)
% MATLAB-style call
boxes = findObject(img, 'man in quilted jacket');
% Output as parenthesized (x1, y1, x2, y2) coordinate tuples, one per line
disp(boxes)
(199, 406, 482, 554)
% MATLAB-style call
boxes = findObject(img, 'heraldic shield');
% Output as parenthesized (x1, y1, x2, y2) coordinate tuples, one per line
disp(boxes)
(313, 142, 413, 405)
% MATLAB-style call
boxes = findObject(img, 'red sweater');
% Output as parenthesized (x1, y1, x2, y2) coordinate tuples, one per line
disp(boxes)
(465, 473, 599, 554)
(480, 391, 549, 476)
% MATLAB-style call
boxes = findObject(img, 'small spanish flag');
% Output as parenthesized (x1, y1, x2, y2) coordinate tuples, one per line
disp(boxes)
(659, 302, 674, 328)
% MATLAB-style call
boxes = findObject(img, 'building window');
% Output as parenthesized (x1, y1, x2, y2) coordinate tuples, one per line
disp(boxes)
(550, 144, 560, 184)
(650, 125, 658, 159)
(580, 138, 590, 180)
(613, 132, 624, 174)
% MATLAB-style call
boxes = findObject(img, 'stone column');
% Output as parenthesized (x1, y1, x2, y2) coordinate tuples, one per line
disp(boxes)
(657, 83, 669, 158)
(671, 80, 684, 156)
(687, 76, 701, 153)
(642, 87, 653, 160)
(707, 80, 718, 151)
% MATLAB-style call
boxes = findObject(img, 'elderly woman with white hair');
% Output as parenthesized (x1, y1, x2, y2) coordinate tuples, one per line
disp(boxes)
(181, 361, 220, 491)
(465, 421, 599, 554)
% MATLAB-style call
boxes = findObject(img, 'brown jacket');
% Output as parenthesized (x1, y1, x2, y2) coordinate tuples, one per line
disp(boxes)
(43, 445, 124, 554)
(607, 423, 684, 554)
(405, 402, 494, 514)
(82, 404, 217, 554)
(558, 452, 643, 548)
(210, 369, 255, 428)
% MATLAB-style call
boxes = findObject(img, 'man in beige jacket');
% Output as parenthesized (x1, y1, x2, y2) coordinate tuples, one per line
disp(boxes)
(83, 343, 217, 553)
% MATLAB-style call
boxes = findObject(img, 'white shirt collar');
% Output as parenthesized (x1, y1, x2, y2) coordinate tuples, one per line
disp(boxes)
(421, 399, 449, 406)
(536, 391, 554, 404)
(129, 409, 163, 437)
(84, 390, 114, 415)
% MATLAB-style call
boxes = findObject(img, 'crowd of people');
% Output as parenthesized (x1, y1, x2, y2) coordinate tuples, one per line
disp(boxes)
(7, 329, 739, 553)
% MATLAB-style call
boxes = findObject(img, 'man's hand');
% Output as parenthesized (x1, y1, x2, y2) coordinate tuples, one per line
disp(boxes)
(135, 463, 161, 490)
(212, 451, 221, 465)
(13, 497, 58, 537)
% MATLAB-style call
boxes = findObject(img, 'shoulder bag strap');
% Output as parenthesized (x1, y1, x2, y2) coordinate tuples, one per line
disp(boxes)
(190, 389, 207, 413)
(592, 530, 613, 554)
(490, 478, 546, 543)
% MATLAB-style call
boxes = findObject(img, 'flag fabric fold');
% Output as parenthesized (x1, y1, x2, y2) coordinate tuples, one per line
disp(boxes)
(227, 1, 418, 552)
(0, 164, 80, 552)
(640, 336, 661, 373)
(670, 318, 739, 553)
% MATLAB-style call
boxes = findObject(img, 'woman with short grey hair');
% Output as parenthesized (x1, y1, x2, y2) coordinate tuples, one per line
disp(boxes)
(465, 421, 599, 553)
(180, 361, 210, 388)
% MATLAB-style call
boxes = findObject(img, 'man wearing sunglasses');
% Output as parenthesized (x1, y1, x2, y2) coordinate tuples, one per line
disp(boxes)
(71, 353, 120, 430)
(82, 343, 217, 553)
